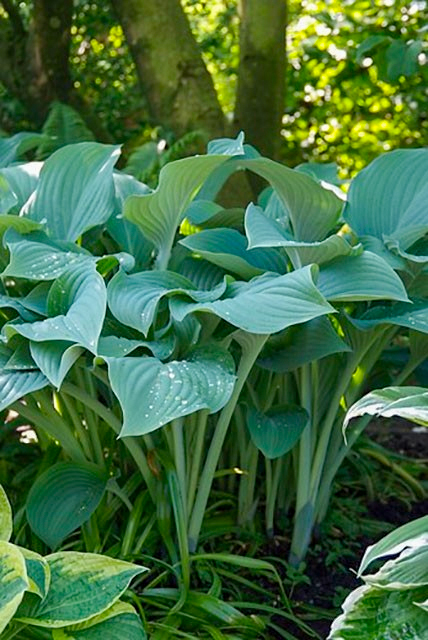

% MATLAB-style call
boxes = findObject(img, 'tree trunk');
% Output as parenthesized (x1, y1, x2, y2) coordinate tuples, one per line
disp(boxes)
(0, 0, 113, 140)
(234, 0, 287, 159)
(111, 0, 226, 140)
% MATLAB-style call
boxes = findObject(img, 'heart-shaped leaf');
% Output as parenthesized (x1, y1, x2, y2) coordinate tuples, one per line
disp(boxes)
(170, 265, 335, 334)
(24, 142, 120, 242)
(6, 262, 107, 353)
(124, 154, 230, 267)
(30, 341, 84, 388)
(26, 462, 109, 549)
(16, 552, 146, 627)
(107, 269, 227, 337)
(344, 148, 428, 250)
(247, 405, 309, 459)
(105, 346, 236, 436)
(245, 203, 358, 266)
(180, 228, 286, 278)
(257, 316, 351, 372)
(317, 252, 409, 302)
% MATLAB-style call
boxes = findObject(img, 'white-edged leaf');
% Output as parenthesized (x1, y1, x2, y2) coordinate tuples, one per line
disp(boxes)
(170, 266, 335, 334)
(318, 252, 409, 302)
(246, 405, 309, 459)
(344, 387, 428, 429)
(0, 541, 28, 634)
(17, 548, 50, 599)
(24, 142, 120, 242)
(26, 462, 109, 549)
(180, 227, 286, 278)
(105, 346, 236, 436)
(364, 545, 428, 590)
(16, 552, 147, 627)
(0, 485, 12, 542)
(328, 584, 428, 640)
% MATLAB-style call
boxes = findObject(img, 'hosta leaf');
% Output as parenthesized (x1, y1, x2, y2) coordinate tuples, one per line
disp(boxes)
(350, 300, 428, 334)
(328, 585, 428, 640)
(245, 203, 358, 266)
(26, 462, 109, 549)
(0, 132, 44, 167)
(0, 485, 12, 541)
(360, 235, 406, 271)
(107, 269, 227, 337)
(295, 161, 345, 186)
(185, 200, 223, 224)
(97, 335, 174, 360)
(124, 155, 230, 266)
(237, 157, 342, 241)
(52, 602, 146, 639)
(180, 228, 286, 278)
(318, 252, 409, 302)
(16, 552, 146, 627)
(207, 132, 245, 156)
(177, 257, 225, 291)
(0, 541, 28, 634)
(170, 266, 335, 334)
(105, 346, 236, 436)
(0, 214, 41, 236)
(17, 548, 50, 598)
(257, 316, 351, 372)
(246, 405, 309, 459)
(6, 262, 107, 353)
(344, 387, 428, 429)
(30, 341, 84, 388)
(5, 339, 38, 370)
(3, 231, 91, 280)
(0, 162, 42, 214)
(0, 368, 49, 412)
(25, 142, 120, 242)
(365, 545, 428, 590)
(344, 148, 428, 250)
(108, 172, 153, 269)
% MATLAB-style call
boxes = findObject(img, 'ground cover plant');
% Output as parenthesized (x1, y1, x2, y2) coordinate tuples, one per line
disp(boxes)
(0, 130, 427, 637)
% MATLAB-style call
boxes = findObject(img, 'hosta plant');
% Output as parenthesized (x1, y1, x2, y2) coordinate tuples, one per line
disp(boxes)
(0, 484, 147, 640)
(0, 131, 427, 582)
(328, 514, 428, 640)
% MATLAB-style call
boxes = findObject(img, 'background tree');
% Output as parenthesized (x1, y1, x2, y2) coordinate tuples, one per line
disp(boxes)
(0, 0, 426, 172)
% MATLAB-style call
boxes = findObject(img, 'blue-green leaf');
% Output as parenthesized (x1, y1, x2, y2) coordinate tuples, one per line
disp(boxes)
(344, 387, 428, 430)
(105, 346, 236, 436)
(258, 316, 351, 372)
(247, 405, 309, 459)
(318, 252, 409, 302)
(170, 266, 334, 334)
(0, 132, 44, 167)
(344, 149, 428, 250)
(123, 155, 231, 267)
(17, 548, 50, 599)
(30, 341, 83, 388)
(207, 132, 245, 156)
(0, 162, 41, 214)
(180, 227, 286, 278)
(6, 263, 107, 353)
(26, 462, 109, 549)
(24, 142, 120, 242)
(52, 602, 146, 639)
(107, 269, 227, 337)
(349, 300, 428, 334)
